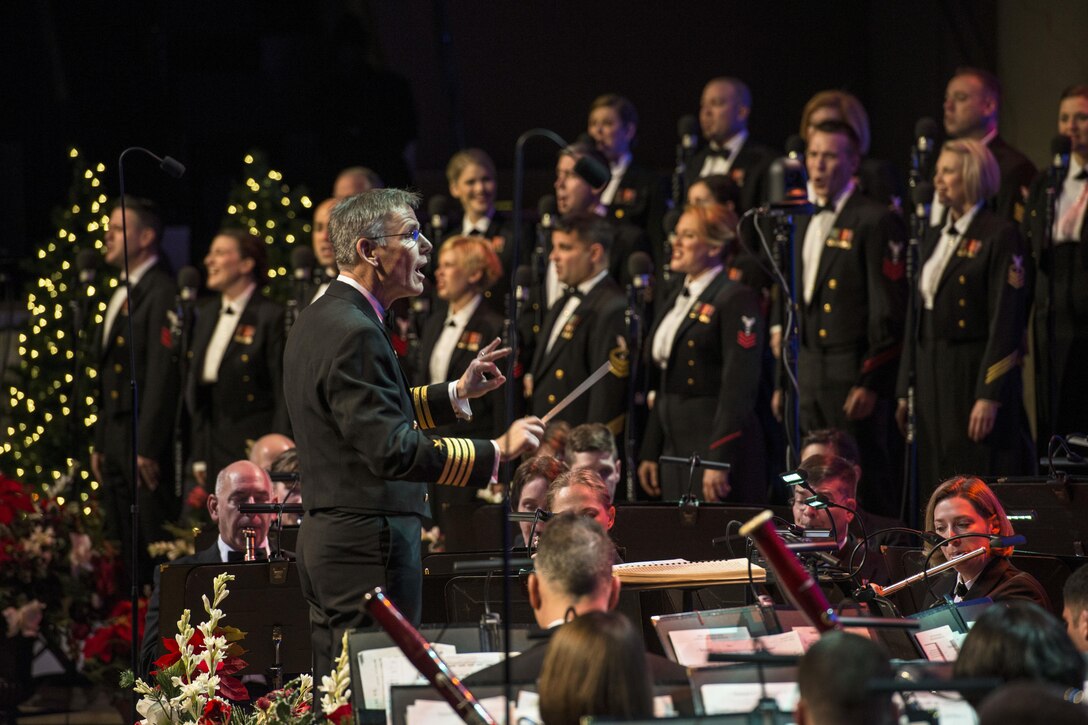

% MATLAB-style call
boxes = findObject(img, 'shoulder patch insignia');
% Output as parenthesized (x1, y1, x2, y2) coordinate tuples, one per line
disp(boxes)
(737, 315, 757, 349)
(1007, 254, 1025, 289)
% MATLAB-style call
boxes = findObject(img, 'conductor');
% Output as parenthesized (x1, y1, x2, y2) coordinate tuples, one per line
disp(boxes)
(283, 189, 543, 682)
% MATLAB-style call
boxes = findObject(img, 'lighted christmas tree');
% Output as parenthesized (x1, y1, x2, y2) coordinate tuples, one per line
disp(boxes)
(1, 147, 112, 504)
(221, 149, 313, 301)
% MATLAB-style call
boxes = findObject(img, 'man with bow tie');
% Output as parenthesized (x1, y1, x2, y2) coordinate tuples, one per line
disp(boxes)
(139, 459, 275, 677)
(91, 196, 181, 591)
(526, 213, 628, 438)
(683, 76, 775, 213)
(773, 120, 907, 518)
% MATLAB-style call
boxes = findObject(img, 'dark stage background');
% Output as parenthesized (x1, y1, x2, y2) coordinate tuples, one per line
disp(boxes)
(0, 0, 1019, 274)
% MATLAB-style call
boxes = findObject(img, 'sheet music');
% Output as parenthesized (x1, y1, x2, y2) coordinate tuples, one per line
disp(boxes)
(405, 690, 540, 725)
(700, 681, 799, 716)
(668, 626, 751, 666)
(915, 625, 966, 662)
(903, 691, 977, 724)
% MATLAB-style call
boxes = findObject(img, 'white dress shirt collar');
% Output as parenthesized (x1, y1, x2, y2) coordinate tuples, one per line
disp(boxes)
(337, 273, 386, 323)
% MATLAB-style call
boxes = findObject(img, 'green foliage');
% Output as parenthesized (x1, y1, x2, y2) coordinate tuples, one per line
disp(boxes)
(221, 150, 314, 304)
(0, 147, 111, 497)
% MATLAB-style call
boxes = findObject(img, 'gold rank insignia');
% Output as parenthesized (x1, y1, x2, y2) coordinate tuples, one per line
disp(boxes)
(560, 315, 581, 340)
(956, 238, 982, 258)
(1007, 254, 1025, 289)
(456, 331, 482, 352)
(609, 345, 630, 378)
(411, 385, 437, 430)
(825, 228, 854, 250)
(436, 437, 476, 487)
(233, 324, 255, 345)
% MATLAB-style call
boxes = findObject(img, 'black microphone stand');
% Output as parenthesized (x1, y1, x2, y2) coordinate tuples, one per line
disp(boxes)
(771, 213, 803, 467)
(508, 127, 568, 719)
(1043, 157, 1063, 447)
(658, 454, 731, 526)
(117, 146, 183, 724)
(902, 201, 925, 528)
(623, 281, 646, 502)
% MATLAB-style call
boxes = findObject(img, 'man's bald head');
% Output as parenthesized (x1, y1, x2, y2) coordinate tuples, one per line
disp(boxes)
(248, 433, 296, 471)
(209, 460, 274, 552)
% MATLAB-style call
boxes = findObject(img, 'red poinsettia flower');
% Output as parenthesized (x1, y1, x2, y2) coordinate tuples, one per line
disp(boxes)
(327, 702, 353, 725)
(154, 628, 206, 672)
(198, 697, 232, 725)
(187, 486, 209, 510)
(0, 474, 34, 526)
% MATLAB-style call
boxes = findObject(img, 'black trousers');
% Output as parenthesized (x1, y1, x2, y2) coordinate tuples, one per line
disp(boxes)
(297, 509, 422, 683)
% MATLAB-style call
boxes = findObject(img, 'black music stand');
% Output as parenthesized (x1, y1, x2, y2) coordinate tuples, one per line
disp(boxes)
(158, 560, 311, 679)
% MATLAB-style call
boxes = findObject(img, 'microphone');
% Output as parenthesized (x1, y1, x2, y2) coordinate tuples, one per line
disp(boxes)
(913, 181, 934, 220)
(785, 134, 806, 161)
(574, 155, 611, 190)
(76, 249, 100, 284)
(290, 245, 316, 283)
(1051, 134, 1072, 176)
(514, 265, 532, 308)
(159, 156, 186, 179)
(427, 195, 449, 237)
(177, 266, 201, 302)
(740, 510, 839, 632)
(628, 251, 653, 292)
(678, 115, 700, 152)
(537, 195, 558, 230)
(914, 117, 939, 156)
(990, 534, 1026, 548)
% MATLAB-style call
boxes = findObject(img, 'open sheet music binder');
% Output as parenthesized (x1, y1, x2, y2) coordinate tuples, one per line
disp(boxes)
(650, 605, 770, 663)
(614, 558, 766, 588)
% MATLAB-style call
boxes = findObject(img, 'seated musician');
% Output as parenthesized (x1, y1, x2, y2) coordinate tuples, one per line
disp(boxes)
(509, 455, 569, 548)
(139, 460, 274, 676)
(921, 476, 1050, 610)
(463, 514, 687, 685)
(791, 454, 894, 586)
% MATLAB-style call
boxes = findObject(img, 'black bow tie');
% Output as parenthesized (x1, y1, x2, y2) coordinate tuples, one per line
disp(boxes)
(563, 286, 585, 300)
(814, 203, 835, 214)
(222, 306, 236, 316)
(226, 549, 267, 562)
(468, 228, 485, 236)
(680, 286, 691, 297)
(954, 581, 969, 599)
(445, 319, 457, 328)
(707, 147, 732, 160)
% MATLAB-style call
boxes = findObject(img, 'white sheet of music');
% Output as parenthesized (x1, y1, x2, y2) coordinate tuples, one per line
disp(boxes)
(406, 690, 540, 725)
(700, 681, 799, 716)
(668, 626, 751, 666)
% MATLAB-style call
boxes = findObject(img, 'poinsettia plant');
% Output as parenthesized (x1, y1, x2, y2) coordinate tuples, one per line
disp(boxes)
(124, 573, 356, 725)
(0, 472, 119, 662)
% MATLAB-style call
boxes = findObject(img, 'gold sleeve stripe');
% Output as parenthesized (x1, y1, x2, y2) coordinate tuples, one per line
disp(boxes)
(985, 352, 1019, 385)
(436, 437, 475, 488)
(437, 437, 458, 485)
(412, 386, 436, 430)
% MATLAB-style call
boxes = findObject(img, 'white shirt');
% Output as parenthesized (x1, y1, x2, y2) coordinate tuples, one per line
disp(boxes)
(919, 202, 983, 310)
(545, 269, 609, 355)
(930, 128, 997, 226)
(201, 283, 257, 383)
(1055, 155, 1088, 243)
(102, 255, 159, 341)
(699, 130, 749, 178)
(802, 183, 855, 304)
(600, 152, 632, 206)
(651, 265, 723, 369)
(461, 213, 494, 237)
(217, 535, 268, 561)
(336, 274, 502, 479)
(429, 294, 482, 384)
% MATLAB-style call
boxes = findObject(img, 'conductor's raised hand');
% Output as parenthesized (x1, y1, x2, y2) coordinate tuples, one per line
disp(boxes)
(456, 337, 511, 399)
(495, 416, 544, 462)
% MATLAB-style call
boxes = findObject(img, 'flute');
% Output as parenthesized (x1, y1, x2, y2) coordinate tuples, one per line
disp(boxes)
(870, 546, 986, 597)
(363, 587, 497, 725)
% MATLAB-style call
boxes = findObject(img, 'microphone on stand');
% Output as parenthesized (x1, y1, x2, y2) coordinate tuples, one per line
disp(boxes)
(911, 117, 940, 189)
(286, 246, 315, 335)
(628, 251, 654, 303)
(427, 195, 450, 241)
(513, 265, 532, 319)
(72, 249, 101, 332)
(785, 134, 806, 161)
(673, 114, 702, 208)
(534, 195, 558, 315)
(678, 115, 700, 153)
(624, 252, 654, 501)
(538, 194, 558, 230)
(661, 208, 681, 282)
(174, 266, 201, 350)
(1050, 134, 1072, 188)
(573, 154, 611, 190)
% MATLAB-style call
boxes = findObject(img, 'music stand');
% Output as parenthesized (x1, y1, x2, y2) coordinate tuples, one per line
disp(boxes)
(158, 560, 310, 679)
